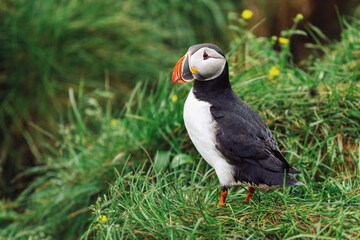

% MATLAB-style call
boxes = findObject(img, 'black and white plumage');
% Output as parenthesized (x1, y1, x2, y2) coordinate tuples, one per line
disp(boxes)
(172, 43, 303, 206)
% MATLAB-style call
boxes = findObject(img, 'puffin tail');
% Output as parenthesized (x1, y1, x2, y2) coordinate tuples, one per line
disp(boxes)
(285, 173, 304, 187)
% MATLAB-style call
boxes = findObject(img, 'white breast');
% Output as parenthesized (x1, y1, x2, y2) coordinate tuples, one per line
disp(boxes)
(183, 88, 236, 187)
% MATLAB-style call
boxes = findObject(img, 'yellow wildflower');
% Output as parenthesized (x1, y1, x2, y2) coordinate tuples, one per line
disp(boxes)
(269, 66, 280, 76)
(171, 95, 178, 103)
(271, 36, 278, 41)
(279, 37, 289, 45)
(110, 119, 117, 127)
(241, 9, 253, 20)
(97, 215, 108, 224)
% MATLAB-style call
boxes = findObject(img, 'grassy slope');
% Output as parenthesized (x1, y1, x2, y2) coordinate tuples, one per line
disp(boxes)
(1, 16, 359, 240)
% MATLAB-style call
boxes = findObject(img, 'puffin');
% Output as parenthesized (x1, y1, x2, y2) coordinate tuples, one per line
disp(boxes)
(172, 43, 303, 207)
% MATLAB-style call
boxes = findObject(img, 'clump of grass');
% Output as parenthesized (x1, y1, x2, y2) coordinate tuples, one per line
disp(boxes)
(83, 160, 360, 239)
(0, 75, 188, 238)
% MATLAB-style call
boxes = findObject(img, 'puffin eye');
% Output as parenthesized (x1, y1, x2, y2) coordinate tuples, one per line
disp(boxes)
(203, 51, 210, 60)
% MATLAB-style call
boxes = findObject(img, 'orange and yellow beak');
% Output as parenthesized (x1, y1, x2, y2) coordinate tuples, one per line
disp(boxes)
(172, 53, 195, 84)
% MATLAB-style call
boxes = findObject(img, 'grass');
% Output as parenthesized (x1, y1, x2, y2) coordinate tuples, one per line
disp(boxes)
(83, 161, 359, 239)
(1, 11, 360, 240)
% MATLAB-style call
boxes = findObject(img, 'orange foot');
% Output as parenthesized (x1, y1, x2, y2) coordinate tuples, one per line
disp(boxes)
(217, 189, 228, 208)
(244, 186, 256, 202)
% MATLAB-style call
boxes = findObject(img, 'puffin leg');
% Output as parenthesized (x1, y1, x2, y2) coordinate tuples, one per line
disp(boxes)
(217, 188, 229, 207)
(244, 186, 256, 202)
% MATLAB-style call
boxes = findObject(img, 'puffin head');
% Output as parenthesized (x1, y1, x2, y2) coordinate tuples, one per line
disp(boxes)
(172, 43, 227, 84)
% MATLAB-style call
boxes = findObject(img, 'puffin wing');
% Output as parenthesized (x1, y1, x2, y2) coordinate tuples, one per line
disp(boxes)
(210, 95, 300, 174)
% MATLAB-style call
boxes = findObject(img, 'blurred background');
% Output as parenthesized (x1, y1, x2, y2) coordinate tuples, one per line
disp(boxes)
(0, 0, 359, 235)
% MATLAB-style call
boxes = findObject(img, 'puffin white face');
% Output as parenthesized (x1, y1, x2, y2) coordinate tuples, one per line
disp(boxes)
(172, 44, 227, 84)
(189, 47, 226, 81)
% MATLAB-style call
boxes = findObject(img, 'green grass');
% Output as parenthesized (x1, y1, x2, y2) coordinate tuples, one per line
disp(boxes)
(83, 160, 359, 239)
(1, 13, 360, 240)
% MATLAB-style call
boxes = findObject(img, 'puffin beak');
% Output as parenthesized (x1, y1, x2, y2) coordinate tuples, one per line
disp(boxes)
(172, 53, 194, 84)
